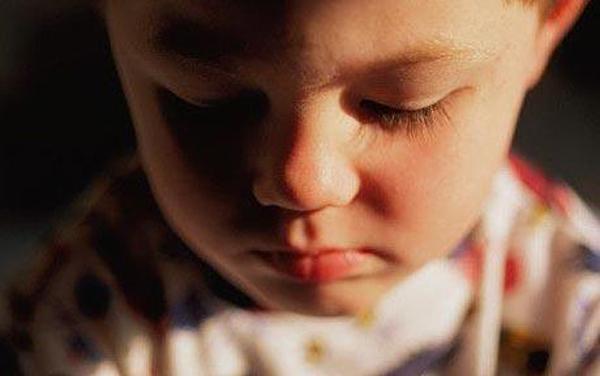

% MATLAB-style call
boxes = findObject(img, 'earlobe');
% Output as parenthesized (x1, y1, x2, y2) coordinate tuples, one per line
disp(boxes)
(525, 0, 588, 89)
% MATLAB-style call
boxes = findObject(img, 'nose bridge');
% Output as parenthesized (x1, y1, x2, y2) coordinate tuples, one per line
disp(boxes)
(279, 109, 336, 200)
(252, 93, 359, 211)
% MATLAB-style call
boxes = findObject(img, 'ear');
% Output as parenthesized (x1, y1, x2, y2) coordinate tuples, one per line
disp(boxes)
(526, 0, 589, 88)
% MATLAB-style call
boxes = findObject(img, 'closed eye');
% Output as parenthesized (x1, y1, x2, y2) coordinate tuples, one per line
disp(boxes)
(359, 99, 450, 139)
(158, 88, 268, 127)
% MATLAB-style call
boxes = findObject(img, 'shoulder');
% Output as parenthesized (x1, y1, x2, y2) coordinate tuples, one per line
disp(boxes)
(498, 151, 600, 375)
(0, 154, 222, 374)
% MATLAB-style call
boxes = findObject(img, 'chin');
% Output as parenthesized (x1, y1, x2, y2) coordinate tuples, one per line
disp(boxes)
(240, 264, 409, 317)
(262, 282, 392, 318)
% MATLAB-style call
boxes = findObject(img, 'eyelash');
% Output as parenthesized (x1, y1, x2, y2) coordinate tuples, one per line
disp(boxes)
(359, 99, 450, 140)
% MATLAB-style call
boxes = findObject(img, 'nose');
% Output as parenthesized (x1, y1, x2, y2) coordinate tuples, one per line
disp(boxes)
(252, 96, 360, 212)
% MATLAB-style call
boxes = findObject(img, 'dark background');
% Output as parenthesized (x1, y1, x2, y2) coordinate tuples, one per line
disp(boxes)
(1, 1, 599, 279)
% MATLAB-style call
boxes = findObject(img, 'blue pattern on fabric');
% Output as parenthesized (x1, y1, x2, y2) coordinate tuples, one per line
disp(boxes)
(68, 333, 104, 362)
(170, 288, 211, 329)
(447, 234, 474, 260)
(578, 341, 600, 374)
(571, 245, 600, 273)
(581, 245, 600, 273)
(382, 339, 460, 376)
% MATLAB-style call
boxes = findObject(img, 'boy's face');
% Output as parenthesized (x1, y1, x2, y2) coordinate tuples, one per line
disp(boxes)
(105, 0, 546, 316)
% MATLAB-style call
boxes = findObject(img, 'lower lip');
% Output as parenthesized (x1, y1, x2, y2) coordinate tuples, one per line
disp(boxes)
(253, 249, 373, 283)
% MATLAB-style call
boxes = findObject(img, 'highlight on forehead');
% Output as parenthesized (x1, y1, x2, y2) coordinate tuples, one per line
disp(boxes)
(149, 15, 500, 92)
(128, 0, 555, 82)
(150, 0, 552, 54)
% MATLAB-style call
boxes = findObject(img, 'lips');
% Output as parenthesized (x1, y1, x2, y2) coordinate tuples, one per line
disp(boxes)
(251, 248, 385, 283)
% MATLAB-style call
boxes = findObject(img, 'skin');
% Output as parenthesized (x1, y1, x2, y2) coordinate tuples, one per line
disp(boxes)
(102, 0, 584, 316)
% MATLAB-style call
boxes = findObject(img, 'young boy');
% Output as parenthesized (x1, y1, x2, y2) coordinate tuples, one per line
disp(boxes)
(1, 0, 598, 374)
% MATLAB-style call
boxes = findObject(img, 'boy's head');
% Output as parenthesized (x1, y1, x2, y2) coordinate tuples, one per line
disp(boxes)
(102, 0, 586, 316)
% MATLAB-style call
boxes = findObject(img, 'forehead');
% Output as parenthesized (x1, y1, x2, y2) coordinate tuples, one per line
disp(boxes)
(108, 0, 532, 86)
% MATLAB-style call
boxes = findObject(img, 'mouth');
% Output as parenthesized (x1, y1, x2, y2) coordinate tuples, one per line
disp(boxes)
(250, 248, 393, 283)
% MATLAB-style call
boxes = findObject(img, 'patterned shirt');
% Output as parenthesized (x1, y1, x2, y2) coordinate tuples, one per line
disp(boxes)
(0, 151, 598, 375)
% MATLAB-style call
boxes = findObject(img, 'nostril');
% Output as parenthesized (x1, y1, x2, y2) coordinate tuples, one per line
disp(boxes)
(252, 178, 273, 207)
(251, 170, 309, 210)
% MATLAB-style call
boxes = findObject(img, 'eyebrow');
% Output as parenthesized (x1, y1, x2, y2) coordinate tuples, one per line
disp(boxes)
(151, 15, 496, 82)
(151, 15, 285, 74)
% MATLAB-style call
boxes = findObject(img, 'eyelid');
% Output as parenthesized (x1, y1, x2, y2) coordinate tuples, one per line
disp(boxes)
(358, 94, 453, 140)
(194, 97, 237, 108)
(175, 90, 257, 109)
(363, 85, 469, 118)
(365, 86, 453, 111)
(157, 79, 249, 107)
(360, 98, 445, 122)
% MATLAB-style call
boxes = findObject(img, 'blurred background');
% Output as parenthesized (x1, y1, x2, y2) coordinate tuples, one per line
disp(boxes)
(1, 1, 599, 281)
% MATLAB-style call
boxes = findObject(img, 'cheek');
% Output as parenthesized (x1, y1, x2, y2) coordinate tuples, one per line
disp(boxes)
(364, 142, 493, 227)
(365, 121, 510, 219)
(360, 85, 521, 262)
(112, 61, 244, 255)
